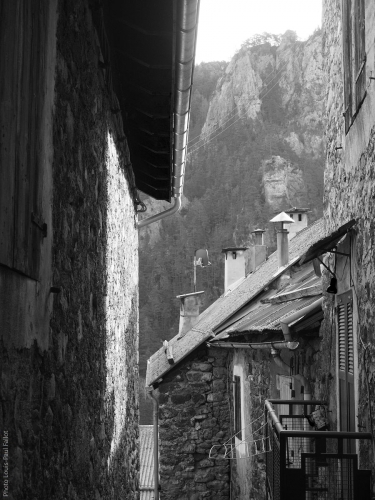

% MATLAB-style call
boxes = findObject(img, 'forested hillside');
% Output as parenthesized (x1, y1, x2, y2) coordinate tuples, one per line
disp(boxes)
(139, 30, 325, 423)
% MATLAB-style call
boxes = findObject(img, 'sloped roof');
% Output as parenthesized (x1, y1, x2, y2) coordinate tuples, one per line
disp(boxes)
(298, 219, 356, 265)
(146, 218, 325, 386)
(222, 273, 321, 334)
(139, 425, 154, 500)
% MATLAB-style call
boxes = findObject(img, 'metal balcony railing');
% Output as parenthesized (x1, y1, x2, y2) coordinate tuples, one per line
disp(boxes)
(265, 400, 372, 500)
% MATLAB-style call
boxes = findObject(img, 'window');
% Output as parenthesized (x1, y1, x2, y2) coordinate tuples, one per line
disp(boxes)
(298, 214, 302, 222)
(337, 291, 355, 435)
(234, 375, 242, 440)
(343, 0, 366, 132)
(0, 3, 49, 279)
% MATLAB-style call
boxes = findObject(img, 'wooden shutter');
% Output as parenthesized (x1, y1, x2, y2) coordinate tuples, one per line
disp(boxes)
(343, 0, 353, 132)
(354, 0, 366, 109)
(0, 0, 49, 279)
(234, 375, 242, 440)
(337, 291, 355, 434)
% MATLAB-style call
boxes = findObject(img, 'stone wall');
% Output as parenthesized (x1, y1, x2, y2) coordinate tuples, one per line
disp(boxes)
(158, 346, 231, 500)
(322, 0, 375, 480)
(0, 1, 139, 499)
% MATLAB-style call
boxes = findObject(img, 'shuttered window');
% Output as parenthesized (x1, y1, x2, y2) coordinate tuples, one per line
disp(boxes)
(343, 0, 366, 133)
(234, 375, 242, 440)
(354, 0, 366, 108)
(337, 291, 355, 434)
(0, 0, 49, 280)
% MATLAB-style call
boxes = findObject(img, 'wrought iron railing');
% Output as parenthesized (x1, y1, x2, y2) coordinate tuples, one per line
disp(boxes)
(265, 400, 372, 500)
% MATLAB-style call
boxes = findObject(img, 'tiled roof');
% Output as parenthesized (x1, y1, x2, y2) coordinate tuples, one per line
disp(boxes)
(146, 218, 325, 386)
(140, 425, 154, 500)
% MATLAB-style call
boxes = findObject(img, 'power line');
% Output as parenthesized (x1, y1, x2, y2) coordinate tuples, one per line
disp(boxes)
(187, 58, 289, 148)
(187, 65, 290, 156)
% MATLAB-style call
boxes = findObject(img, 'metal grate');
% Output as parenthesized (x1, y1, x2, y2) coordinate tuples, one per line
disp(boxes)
(304, 455, 355, 500)
(266, 424, 281, 500)
(265, 400, 372, 500)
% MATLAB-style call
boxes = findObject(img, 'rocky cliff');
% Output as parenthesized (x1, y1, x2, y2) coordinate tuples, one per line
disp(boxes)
(195, 29, 324, 212)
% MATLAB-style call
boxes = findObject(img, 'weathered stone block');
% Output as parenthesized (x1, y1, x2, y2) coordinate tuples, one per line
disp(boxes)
(212, 367, 226, 378)
(171, 392, 192, 405)
(191, 362, 212, 372)
(198, 459, 214, 468)
(202, 429, 213, 440)
(181, 442, 196, 453)
(207, 392, 224, 402)
(206, 480, 228, 491)
(194, 469, 216, 483)
(212, 379, 225, 391)
(187, 371, 213, 383)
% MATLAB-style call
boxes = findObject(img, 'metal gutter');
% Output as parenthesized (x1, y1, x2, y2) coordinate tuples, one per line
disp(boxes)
(138, 0, 200, 228)
(207, 340, 299, 350)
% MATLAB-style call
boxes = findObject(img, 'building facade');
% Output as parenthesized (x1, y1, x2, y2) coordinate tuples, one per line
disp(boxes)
(322, 0, 375, 482)
(0, 2, 139, 498)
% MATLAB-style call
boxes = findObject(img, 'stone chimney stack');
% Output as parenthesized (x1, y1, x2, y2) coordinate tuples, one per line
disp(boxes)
(176, 291, 204, 338)
(270, 212, 295, 269)
(222, 247, 247, 294)
(246, 229, 267, 274)
(284, 207, 310, 239)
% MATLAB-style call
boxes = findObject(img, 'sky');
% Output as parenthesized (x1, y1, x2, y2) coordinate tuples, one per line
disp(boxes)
(195, 0, 322, 63)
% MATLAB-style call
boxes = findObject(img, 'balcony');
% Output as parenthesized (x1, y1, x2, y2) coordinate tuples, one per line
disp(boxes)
(265, 400, 372, 500)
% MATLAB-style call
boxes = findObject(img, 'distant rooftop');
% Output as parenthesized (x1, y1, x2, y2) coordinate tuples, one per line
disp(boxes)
(146, 218, 325, 387)
(140, 426, 154, 500)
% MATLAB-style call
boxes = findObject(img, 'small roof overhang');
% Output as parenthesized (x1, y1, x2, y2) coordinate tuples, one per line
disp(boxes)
(100, 0, 199, 201)
(298, 219, 357, 265)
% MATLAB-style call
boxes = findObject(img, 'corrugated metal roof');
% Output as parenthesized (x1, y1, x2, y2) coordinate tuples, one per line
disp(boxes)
(140, 425, 154, 500)
(140, 491, 154, 500)
(146, 218, 326, 386)
(224, 295, 319, 334)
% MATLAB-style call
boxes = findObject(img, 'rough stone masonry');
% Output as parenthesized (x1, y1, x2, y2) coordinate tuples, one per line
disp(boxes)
(158, 346, 231, 500)
(0, 1, 139, 499)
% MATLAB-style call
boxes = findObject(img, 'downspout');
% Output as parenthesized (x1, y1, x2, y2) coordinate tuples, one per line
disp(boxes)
(207, 340, 299, 350)
(148, 387, 159, 500)
(280, 297, 323, 342)
(138, 0, 200, 229)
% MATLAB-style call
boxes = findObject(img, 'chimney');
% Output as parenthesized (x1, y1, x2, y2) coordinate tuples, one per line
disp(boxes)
(176, 291, 204, 338)
(246, 229, 267, 273)
(270, 212, 295, 269)
(284, 207, 310, 239)
(222, 247, 247, 294)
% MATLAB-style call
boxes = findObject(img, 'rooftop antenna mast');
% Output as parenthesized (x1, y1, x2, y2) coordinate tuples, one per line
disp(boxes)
(194, 249, 211, 292)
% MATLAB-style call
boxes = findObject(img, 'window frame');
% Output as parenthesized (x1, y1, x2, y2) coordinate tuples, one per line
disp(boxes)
(234, 375, 242, 440)
(342, 0, 366, 133)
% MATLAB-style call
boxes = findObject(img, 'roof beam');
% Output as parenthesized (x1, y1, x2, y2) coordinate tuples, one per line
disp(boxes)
(262, 284, 322, 304)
